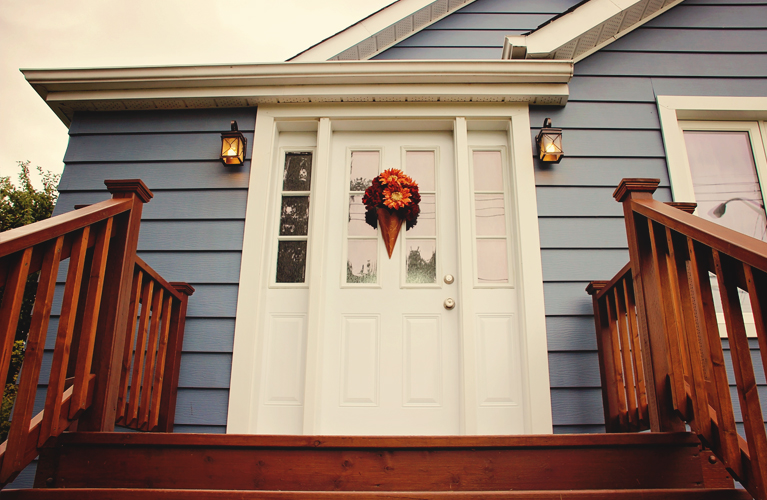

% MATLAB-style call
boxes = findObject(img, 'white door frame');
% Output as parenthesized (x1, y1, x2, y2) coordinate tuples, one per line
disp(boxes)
(227, 103, 552, 435)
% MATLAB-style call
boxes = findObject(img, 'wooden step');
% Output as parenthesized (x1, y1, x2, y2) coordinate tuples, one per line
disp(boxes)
(30, 432, 730, 492)
(0, 488, 755, 499)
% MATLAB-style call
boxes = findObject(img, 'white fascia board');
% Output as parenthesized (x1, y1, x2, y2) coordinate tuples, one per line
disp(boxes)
(289, 0, 434, 62)
(524, 0, 642, 57)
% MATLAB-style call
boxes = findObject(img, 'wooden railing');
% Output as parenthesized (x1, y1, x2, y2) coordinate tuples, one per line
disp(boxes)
(0, 180, 193, 486)
(587, 178, 767, 500)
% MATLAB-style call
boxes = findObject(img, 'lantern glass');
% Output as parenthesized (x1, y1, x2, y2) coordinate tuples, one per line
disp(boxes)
(220, 134, 245, 165)
(539, 132, 562, 162)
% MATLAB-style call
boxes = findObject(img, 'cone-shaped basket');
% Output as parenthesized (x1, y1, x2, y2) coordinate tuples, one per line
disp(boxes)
(377, 207, 403, 259)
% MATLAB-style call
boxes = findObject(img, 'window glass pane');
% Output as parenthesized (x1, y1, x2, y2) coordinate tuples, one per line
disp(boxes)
(283, 152, 312, 192)
(406, 239, 437, 284)
(350, 151, 380, 191)
(684, 131, 767, 241)
(474, 194, 506, 236)
(472, 151, 503, 191)
(276, 241, 307, 283)
(279, 196, 310, 236)
(407, 194, 436, 237)
(406, 151, 435, 191)
(476, 239, 508, 284)
(347, 239, 377, 283)
(348, 195, 376, 237)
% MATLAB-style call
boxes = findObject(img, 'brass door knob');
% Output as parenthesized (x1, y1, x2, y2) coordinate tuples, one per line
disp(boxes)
(444, 298, 456, 310)
(444, 274, 455, 284)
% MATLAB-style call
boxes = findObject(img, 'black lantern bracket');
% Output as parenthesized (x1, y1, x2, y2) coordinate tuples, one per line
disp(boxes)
(535, 118, 564, 164)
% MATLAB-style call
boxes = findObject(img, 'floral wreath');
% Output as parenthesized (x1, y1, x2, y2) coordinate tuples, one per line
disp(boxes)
(362, 168, 421, 230)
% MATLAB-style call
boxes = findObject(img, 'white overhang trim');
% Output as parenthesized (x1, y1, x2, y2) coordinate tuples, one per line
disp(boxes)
(503, 0, 684, 62)
(23, 60, 574, 126)
(289, 0, 476, 62)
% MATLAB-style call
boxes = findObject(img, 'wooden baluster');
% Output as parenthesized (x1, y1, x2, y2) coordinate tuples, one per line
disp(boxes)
(714, 251, 767, 498)
(587, 281, 621, 432)
(605, 290, 629, 429)
(623, 276, 649, 427)
(116, 269, 143, 425)
(614, 179, 685, 432)
(158, 283, 194, 433)
(688, 241, 741, 478)
(149, 294, 173, 431)
(126, 279, 154, 427)
(139, 288, 164, 430)
(744, 265, 767, 417)
(614, 283, 638, 429)
(40, 228, 90, 445)
(78, 179, 152, 432)
(70, 218, 113, 418)
(0, 248, 33, 416)
(0, 237, 63, 482)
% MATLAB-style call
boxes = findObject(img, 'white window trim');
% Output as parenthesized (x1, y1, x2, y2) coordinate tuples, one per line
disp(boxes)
(227, 103, 552, 435)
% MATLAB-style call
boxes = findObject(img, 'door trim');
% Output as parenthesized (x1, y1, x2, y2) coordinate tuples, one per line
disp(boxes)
(227, 103, 552, 435)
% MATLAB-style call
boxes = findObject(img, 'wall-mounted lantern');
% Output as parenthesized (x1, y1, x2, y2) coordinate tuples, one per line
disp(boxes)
(220, 120, 247, 166)
(535, 118, 564, 163)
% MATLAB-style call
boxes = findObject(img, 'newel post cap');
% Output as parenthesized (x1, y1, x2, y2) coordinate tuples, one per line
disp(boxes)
(170, 282, 195, 296)
(666, 202, 697, 214)
(613, 178, 660, 203)
(105, 179, 154, 203)
(586, 281, 609, 296)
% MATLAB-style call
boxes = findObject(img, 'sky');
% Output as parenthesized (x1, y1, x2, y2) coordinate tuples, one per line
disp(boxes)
(0, 0, 392, 186)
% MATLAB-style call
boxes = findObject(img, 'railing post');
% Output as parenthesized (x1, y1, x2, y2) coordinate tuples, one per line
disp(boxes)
(157, 282, 195, 433)
(613, 179, 685, 432)
(78, 180, 153, 432)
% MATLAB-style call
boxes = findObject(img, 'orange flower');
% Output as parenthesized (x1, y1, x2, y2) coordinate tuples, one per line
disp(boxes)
(379, 168, 414, 187)
(383, 185, 412, 209)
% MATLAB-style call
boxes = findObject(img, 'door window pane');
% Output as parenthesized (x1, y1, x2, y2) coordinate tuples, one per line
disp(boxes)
(472, 151, 504, 191)
(276, 152, 313, 283)
(283, 152, 312, 191)
(474, 194, 506, 236)
(280, 196, 310, 236)
(347, 239, 378, 283)
(350, 151, 380, 191)
(276, 241, 308, 283)
(476, 239, 508, 284)
(406, 239, 437, 284)
(407, 194, 436, 237)
(406, 151, 435, 191)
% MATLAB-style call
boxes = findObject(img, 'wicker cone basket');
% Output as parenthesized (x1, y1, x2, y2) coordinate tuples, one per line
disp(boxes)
(377, 207, 403, 259)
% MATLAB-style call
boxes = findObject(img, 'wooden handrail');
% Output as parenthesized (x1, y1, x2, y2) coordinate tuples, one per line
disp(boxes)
(0, 179, 193, 487)
(588, 178, 767, 500)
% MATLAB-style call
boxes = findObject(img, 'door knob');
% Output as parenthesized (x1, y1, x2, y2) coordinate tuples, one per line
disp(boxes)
(444, 298, 455, 310)
(444, 274, 455, 284)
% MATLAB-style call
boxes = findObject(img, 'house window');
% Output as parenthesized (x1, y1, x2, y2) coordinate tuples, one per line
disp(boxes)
(275, 151, 314, 283)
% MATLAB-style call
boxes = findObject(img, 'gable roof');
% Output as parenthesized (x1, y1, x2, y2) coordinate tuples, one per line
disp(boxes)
(294, 0, 685, 63)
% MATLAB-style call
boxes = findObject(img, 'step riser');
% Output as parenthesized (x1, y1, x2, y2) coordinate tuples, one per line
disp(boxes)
(38, 442, 705, 491)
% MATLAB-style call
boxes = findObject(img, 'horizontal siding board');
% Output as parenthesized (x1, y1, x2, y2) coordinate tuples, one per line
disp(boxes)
(723, 348, 766, 385)
(53, 189, 248, 220)
(649, 77, 767, 98)
(605, 28, 767, 52)
(546, 316, 599, 351)
(529, 102, 661, 130)
(576, 52, 767, 77)
(138, 220, 245, 251)
(551, 388, 605, 425)
(549, 352, 601, 388)
(553, 424, 605, 434)
(63, 132, 254, 163)
(174, 388, 229, 425)
(185, 284, 239, 318)
(528, 129, 667, 158)
(539, 218, 628, 249)
(137, 251, 241, 284)
(459, 0, 583, 13)
(544, 282, 594, 316)
(542, 249, 629, 281)
(6, 462, 36, 489)
(174, 425, 227, 433)
(425, 13, 554, 30)
(178, 353, 232, 389)
(373, 47, 502, 59)
(59, 162, 250, 191)
(644, 5, 767, 28)
(536, 186, 672, 217)
(729, 386, 767, 423)
(182, 318, 235, 353)
(69, 108, 256, 135)
(395, 30, 525, 47)
(535, 158, 670, 187)
(568, 76, 656, 102)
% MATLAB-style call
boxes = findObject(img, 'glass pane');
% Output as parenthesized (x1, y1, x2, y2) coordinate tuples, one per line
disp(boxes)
(407, 194, 436, 237)
(283, 152, 312, 192)
(347, 239, 377, 283)
(406, 151, 435, 191)
(476, 239, 508, 284)
(279, 196, 310, 236)
(406, 239, 437, 284)
(276, 240, 307, 283)
(475, 194, 506, 236)
(350, 151, 380, 191)
(684, 131, 767, 241)
(472, 151, 503, 191)
(348, 195, 376, 237)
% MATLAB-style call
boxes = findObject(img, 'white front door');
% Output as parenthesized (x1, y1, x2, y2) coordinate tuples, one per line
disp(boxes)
(317, 131, 460, 434)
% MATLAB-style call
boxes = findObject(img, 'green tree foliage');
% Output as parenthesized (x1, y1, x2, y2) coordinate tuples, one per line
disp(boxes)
(0, 161, 60, 442)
